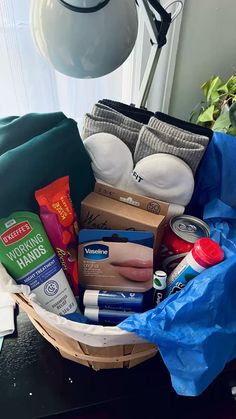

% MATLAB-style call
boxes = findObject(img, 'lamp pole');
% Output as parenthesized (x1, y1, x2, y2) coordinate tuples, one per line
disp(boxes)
(136, 0, 175, 108)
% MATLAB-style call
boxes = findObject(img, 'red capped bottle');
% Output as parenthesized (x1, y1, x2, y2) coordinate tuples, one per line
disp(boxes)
(165, 238, 224, 297)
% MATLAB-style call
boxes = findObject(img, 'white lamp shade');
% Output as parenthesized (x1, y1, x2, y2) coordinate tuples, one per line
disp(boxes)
(30, 0, 138, 78)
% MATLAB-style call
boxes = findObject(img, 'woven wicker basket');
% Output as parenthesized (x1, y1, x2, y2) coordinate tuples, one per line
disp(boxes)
(13, 293, 158, 370)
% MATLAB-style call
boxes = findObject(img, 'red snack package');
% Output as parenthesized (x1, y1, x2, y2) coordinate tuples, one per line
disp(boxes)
(35, 176, 79, 296)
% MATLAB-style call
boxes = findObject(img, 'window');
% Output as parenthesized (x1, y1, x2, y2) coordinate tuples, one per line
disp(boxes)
(0, 0, 184, 122)
(0, 0, 134, 126)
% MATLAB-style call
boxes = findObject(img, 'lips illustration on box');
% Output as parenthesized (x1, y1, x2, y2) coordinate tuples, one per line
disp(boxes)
(111, 259, 153, 282)
(78, 230, 154, 292)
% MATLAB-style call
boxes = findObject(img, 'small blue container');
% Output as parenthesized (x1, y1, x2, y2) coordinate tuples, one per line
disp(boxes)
(83, 289, 145, 312)
(84, 307, 134, 326)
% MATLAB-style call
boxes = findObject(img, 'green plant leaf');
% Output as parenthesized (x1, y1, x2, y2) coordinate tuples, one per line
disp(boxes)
(213, 107, 221, 119)
(190, 103, 205, 123)
(201, 78, 212, 98)
(226, 75, 236, 94)
(201, 76, 223, 102)
(229, 102, 236, 127)
(211, 90, 220, 103)
(228, 126, 236, 137)
(192, 74, 236, 129)
(212, 110, 230, 132)
(218, 83, 229, 94)
(197, 105, 215, 123)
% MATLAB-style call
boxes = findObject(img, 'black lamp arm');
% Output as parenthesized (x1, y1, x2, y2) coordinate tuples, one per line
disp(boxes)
(147, 0, 172, 47)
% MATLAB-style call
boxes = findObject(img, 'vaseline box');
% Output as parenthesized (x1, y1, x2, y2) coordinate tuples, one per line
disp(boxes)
(80, 188, 166, 267)
(78, 229, 154, 292)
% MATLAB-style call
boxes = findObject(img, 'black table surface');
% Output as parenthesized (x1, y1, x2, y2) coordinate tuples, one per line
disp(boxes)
(1, 307, 236, 419)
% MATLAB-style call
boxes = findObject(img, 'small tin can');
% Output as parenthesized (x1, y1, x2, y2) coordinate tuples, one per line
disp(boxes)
(159, 215, 210, 275)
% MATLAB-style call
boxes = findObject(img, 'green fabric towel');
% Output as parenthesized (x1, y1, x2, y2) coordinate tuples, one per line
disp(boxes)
(0, 112, 95, 218)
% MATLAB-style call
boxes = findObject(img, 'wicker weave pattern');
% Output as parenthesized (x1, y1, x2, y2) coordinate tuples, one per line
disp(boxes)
(13, 294, 158, 370)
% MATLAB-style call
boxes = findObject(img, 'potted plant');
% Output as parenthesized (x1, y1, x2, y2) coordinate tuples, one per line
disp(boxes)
(190, 75, 236, 136)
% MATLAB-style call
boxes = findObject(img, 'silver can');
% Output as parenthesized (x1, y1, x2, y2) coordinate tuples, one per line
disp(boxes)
(170, 215, 210, 243)
(159, 215, 210, 275)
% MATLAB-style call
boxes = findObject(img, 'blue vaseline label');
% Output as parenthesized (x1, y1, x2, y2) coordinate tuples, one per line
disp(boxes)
(84, 244, 109, 260)
(166, 265, 198, 296)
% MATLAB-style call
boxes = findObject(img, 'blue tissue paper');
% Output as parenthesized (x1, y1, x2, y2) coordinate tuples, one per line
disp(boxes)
(119, 132, 236, 396)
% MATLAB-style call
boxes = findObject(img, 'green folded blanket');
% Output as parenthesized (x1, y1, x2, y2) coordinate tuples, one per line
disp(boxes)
(0, 112, 95, 218)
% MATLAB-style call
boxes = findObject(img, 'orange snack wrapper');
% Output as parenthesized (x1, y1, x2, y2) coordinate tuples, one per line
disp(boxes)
(35, 176, 79, 296)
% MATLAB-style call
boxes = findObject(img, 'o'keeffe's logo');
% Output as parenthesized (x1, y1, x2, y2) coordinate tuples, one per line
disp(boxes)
(84, 244, 109, 260)
(1, 221, 32, 246)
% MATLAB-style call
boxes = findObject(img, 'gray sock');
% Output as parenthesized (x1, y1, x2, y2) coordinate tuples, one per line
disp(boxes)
(149, 117, 209, 147)
(82, 113, 139, 154)
(92, 103, 142, 132)
(134, 124, 209, 174)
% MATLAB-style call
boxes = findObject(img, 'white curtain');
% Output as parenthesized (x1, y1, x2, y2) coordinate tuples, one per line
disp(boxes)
(0, 0, 133, 126)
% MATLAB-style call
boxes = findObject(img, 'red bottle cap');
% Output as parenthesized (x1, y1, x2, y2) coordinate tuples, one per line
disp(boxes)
(192, 238, 224, 268)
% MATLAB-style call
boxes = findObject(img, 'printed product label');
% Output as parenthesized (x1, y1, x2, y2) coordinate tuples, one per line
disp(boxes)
(166, 265, 198, 297)
(154, 291, 164, 305)
(84, 244, 109, 260)
(1, 221, 32, 245)
(146, 202, 161, 214)
(17, 255, 61, 290)
(97, 291, 143, 312)
(78, 230, 154, 293)
(0, 212, 77, 315)
(35, 176, 79, 296)
(0, 219, 54, 279)
(160, 244, 188, 274)
(98, 309, 134, 325)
